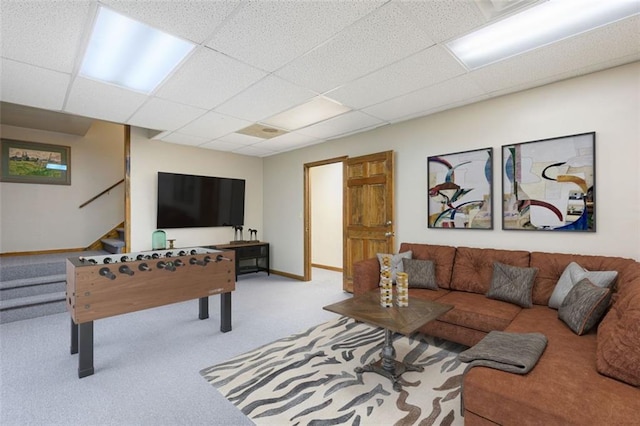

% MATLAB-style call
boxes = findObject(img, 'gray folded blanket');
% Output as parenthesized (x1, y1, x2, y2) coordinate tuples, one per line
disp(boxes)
(458, 330, 548, 374)
(458, 331, 547, 413)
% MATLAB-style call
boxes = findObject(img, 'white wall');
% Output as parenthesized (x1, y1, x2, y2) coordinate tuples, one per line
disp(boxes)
(0, 121, 124, 253)
(263, 62, 640, 276)
(129, 128, 264, 251)
(310, 162, 343, 268)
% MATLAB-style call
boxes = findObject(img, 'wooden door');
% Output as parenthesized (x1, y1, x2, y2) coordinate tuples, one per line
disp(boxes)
(343, 151, 394, 292)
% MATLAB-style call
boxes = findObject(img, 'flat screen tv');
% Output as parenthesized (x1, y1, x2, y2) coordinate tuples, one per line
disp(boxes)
(157, 172, 245, 229)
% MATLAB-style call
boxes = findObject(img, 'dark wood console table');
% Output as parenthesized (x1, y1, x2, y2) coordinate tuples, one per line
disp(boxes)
(210, 242, 269, 279)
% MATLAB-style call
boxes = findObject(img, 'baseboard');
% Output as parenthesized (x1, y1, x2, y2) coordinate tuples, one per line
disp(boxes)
(270, 270, 305, 281)
(311, 263, 343, 273)
(0, 247, 86, 257)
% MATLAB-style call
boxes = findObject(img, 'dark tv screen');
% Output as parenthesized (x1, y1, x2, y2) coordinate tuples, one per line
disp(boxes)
(157, 172, 245, 228)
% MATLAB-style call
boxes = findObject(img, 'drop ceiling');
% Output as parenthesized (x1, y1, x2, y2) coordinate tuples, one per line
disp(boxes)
(1, 0, 638, 157)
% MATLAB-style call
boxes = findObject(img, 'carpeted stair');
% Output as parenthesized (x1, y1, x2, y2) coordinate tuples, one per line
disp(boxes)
(101, 227, 126, 254)
(0, 251, 106, 324)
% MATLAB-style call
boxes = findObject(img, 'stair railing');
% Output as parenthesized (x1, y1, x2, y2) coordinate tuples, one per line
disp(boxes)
(79, 179, 124, 209)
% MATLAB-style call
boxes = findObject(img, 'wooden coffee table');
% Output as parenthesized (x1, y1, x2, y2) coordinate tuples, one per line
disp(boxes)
(323, 290, 452, 391)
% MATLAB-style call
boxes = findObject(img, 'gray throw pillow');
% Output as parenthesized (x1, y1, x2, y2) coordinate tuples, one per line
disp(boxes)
(558, 278, 611, 335)
(548, 262, 617, 309)
(486, 262, 538, 308)
(377, 251, 412, 284)
(402, 258, 438, 290)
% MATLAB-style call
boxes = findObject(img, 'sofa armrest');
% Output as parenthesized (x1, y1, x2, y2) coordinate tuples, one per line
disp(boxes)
(353, 257, 380, 296)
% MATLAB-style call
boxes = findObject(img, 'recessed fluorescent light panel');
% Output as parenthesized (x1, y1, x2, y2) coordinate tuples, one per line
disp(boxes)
(448, 0, 639, 69)
(262, 96, 352, 131)
(79, 6, 195, 93)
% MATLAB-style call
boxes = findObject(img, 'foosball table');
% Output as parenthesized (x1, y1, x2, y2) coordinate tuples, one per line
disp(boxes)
(66, 247, 235, 378)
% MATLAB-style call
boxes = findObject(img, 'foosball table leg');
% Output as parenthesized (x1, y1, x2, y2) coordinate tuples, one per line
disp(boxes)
(198, 297, 209, 320)
(70, 318, 78, 354)
(78, 321, 94, 378)
(221, 292, 232, 333)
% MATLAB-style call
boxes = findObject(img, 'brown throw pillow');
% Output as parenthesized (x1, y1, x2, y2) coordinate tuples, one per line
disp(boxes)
(558, 278, 611, 335)
(402, 258, 438, 290)
(486, 262, 538, 308)
(596, 286, 640, 386)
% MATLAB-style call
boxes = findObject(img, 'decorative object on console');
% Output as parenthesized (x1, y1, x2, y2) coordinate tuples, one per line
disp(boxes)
(502, 132, 595, 232)
(486, 262, 538, 308)
(548, 261, 617, 309)
(402, 258, 438, 290)
(427, 147, 492, 229)
(232, 225, 244, 242)
(376, 251, 411, 284)
(558, 278, 611, 335)
(396, 272, 408, 307)
(248, 228, 258, 241)
(1, 138, 71, 185)
(152, 229, 166, 250)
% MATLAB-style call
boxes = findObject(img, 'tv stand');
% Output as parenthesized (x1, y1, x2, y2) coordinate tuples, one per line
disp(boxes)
(210, 242, 269, 279)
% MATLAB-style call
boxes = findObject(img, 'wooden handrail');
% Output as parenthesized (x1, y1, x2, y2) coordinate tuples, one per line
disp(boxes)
(79, 179, 124, 208)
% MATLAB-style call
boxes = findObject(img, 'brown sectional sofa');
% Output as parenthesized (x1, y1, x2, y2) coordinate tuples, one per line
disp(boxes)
(353, 242, 640, 425)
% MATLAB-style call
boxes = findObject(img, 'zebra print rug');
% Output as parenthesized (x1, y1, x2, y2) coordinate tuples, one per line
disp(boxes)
(200, 316, 468, 425)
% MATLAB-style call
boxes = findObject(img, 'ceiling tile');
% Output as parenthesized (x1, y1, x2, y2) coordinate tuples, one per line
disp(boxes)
(127, 97, 207, 132)
(275, 2, 435, 93)
(157, 132, 210, 147)
(207, 0, 386, 72)
(200, 139, 246, 152)
(327, 46, 467, 109)
(470, 15, 640, 94)
(364, 74, 486, 122)
(215, 76, 317, 122)
(258, 132, 322, 152)
(154, 47, 267, 110)
(232, 144, 277, 157)
(65, 77, 149, 123)
(0, 0, 92, 73)
(178, 111, 252, 140)
(396, 0, 487, 43)
(217, 132, 264, 147)
(102, 0, 240, 44)
(0, 59, 70, 111)
(297, 111, 386, 139)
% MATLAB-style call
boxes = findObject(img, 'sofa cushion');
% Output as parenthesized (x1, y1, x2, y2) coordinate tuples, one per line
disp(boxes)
(530, 251, 630, 306)
(596, 282, 640, 386)
(558, 278, 611, 335)
(402, 258, 437, 289)
(399, 243, 456, 289)
(451, 247, 530, 294)
(465, 305, 640, 425)
(486, 262, 538, 308)
(434, 291, 521, 333)
(548, 261, 617, 309)
(376, 251, 411, 284)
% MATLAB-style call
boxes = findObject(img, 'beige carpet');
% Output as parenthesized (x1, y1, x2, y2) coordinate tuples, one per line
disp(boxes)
(201, 316, 468, 425)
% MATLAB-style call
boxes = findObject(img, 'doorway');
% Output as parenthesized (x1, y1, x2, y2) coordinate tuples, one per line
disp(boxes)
(303, 157, 347, 281)
(303, 151, 395, 292)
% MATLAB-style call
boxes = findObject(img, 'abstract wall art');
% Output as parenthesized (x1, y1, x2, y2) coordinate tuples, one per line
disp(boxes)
(502, 132, 595, 232)
(427, 147, 492, 229)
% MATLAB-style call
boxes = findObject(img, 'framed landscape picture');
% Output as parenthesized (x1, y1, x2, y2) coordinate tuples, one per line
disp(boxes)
(502, 132, 595, 232)
(1, 139, 71, 185)
(427, 147, 493, 229)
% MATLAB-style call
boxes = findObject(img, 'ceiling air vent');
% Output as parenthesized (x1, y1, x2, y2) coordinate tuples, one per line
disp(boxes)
(235, 123, 288, 139)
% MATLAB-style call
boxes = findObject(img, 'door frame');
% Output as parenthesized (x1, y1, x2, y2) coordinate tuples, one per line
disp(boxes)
(303, 156, 348, 281)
